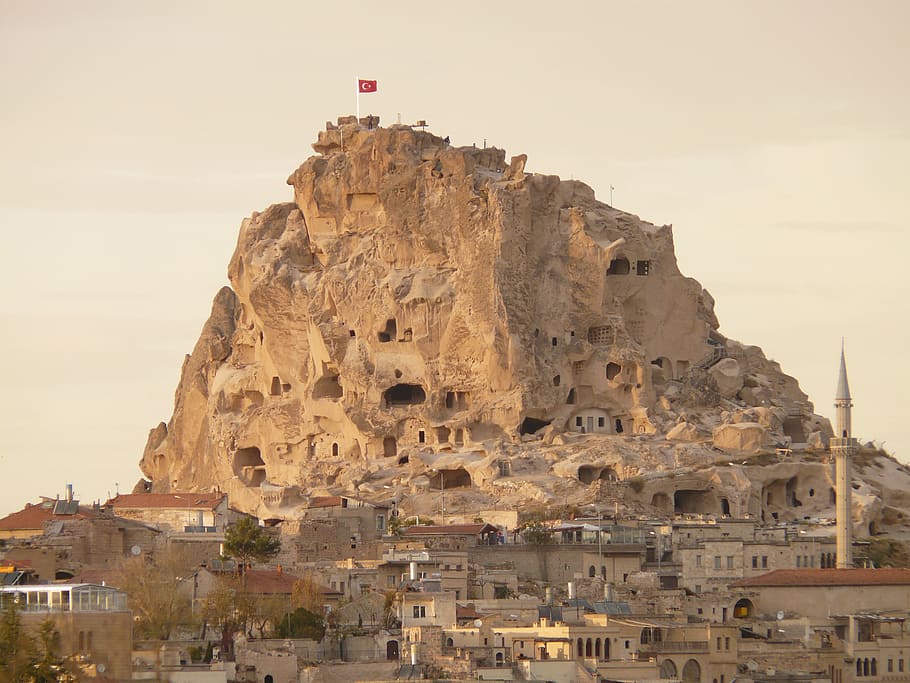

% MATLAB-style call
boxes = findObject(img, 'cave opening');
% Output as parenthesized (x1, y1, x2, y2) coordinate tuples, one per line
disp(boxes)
(383, 437, 397, 457)
(674, 489, 716, 514)
(313, 374, 343, 399)
(378, 318, 397, 343)
(430, 468, 472, 489)
(383, 384, 426, 408)
(234, 447, 266, 487)
(519, 417, 551, 435)
(607, 257, 630, 275)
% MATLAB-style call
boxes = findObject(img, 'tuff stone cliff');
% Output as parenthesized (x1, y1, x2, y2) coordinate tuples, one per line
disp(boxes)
(138, 116, 905, 534)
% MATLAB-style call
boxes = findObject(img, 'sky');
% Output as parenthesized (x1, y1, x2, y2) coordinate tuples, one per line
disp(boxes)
(0, 1, 907, 517)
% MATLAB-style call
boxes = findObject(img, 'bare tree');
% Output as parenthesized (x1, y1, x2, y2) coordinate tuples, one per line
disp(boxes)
(112, 547, 197, 640)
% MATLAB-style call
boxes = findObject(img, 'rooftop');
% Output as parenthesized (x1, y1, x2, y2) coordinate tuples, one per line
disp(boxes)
(106, 492, 225, 510)
(0, 500, 94, 532)
(402, 523, 498, 536)
(732, 568, 910, 587)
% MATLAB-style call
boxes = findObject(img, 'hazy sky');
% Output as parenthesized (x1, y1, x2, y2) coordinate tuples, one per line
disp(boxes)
(1, 1, 907, 517)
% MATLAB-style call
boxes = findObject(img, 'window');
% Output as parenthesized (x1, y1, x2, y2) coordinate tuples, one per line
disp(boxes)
(598, 417, 605, 428)
(726, 556, 734, 569)
(695, 584, 701, 593)
(636, 260, 650, 275)
(717, 637, 722, 650)
(418, 430, 425, 443)
(388, 575, 396, 587)
(714, 556, 721, 569)
(761, 556, 768, 568)
(377, 515, 386, 533)
(797, 556, 801, 567)
(899, 659, 904, 673)
(888, 660, 893, 673)
(696, 555, 702, 567)
(625, 640, 630, 649)
(725, 637, 730, 650)
(752, 555, 758, 568)
(412, 605, 426, 618)
(576, 417, 583, 427)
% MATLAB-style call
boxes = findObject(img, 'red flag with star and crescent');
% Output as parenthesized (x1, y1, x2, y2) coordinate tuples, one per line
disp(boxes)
(358, 79, 377, 93)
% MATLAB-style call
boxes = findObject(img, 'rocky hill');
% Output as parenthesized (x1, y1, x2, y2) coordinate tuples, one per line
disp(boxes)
(137, 115, 908, 539)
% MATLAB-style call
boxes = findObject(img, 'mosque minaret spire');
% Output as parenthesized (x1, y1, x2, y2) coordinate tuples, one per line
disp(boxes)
(830, 341, 857, 569)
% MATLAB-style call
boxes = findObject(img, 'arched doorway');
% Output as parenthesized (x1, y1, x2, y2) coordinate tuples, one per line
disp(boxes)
(577, 638, 584, 657)
(386, 640, 399, 660)
(661, 659, 678, 679)
(683, 658, 701, 683)
(733, 598, 754, 618)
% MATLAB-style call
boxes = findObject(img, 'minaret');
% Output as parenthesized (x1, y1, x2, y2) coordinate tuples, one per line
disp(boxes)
(830, 343, 857, 568)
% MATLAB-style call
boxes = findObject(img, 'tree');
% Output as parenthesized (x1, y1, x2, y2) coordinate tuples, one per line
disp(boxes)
(291, 574, 325, 615)
(112, 546, 197, 640)
(222, 517, 281, 571)
(272, 607, 325, 640)
(0, 603, 77, 683)
(0, 600, 31, 683)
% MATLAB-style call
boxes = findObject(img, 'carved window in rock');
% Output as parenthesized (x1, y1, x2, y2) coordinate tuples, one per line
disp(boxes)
(607, 257, 630, 275)
(587, 326, 613, 345)
(378, 318, 397, 343)
(606, 363, 621, 380)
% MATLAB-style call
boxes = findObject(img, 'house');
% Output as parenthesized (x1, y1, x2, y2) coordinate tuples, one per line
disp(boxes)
(0, 583, 132, 680)
(730, 569, 910, 683)
(0, 494, 96, 540)
(401, 523, 500, 549)
(105, 492, 229, 533)
(378, 548, 469, 597)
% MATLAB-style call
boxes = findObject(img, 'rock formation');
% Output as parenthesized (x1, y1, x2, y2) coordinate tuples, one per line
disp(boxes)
(140, 115, 880, 527)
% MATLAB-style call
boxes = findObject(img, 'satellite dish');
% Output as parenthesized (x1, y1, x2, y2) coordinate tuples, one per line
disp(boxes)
(473, 619, 483, 627)
(131, 545, 142, 556)
(97, 664, 106, 674)
(776, 610, 785, 621)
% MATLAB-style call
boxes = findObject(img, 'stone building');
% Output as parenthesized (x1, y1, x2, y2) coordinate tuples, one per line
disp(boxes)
(0, 583, 132, 680)
(106, 491, 230, 533)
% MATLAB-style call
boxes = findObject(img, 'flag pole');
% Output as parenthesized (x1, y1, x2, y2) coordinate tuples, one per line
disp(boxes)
(356, 78, 360, 121)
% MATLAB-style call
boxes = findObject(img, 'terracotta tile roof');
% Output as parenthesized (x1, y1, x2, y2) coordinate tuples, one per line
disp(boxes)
(242, 569, 335, 596)
(732, 568, 910, 588)
(309, 496, 344, 508)
(402, 523, 498, 536)
(107, 492, 225, 510)
(0, 501, 93, 532)
(456, 603, 485, 620)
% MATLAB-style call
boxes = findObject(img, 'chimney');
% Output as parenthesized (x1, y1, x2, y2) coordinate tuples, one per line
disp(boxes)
(567, 581, 576, 599)
(65, 484, 73, 503)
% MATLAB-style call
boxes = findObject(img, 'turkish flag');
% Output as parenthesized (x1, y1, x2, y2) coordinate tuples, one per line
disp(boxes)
(358, 79, 377, 93)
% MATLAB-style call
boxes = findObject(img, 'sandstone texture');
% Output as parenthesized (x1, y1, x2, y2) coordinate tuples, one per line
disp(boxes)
(138, 116, 905, 537)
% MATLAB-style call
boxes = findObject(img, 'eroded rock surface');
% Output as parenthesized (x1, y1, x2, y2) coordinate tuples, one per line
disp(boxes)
(140, 116, 862, 523)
